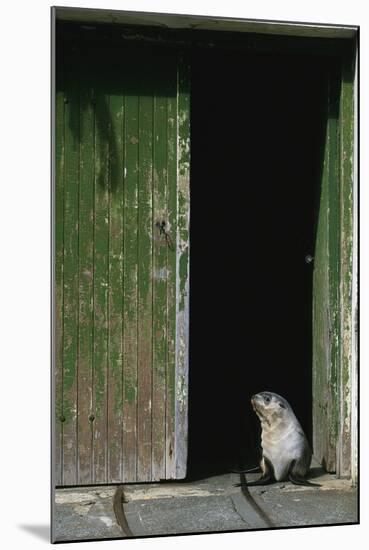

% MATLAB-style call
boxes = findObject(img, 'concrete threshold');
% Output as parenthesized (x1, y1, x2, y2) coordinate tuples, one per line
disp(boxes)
(52, 467, 358, 542)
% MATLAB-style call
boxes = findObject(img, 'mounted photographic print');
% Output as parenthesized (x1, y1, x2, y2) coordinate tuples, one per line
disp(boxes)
(51, 5, 359, 543)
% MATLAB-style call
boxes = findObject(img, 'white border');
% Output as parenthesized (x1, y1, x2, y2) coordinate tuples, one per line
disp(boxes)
(1, 2, 366, 550)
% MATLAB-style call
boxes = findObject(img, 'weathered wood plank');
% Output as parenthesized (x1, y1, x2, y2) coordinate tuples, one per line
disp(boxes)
(312, 72, 330, 470)
(165, 59, 178, 479)
(93, 80, 110, 483)
(55, 73, 65, 486)
(123, 83, 139, 482)
(152, 87, 168, 481)
(339, 53, 355, 478)
(77, 75, 95, 484)
(327, 67, 341, 472)
(107, 88, 124, 482)
(62, 65, 80, 485)
(137, 85, 154, 482)
(313, 67, 341, 474)
(175, 54, 190, 479)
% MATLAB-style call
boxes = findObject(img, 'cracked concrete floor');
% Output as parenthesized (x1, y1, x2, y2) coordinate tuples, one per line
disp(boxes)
(52, 468, 358, 542)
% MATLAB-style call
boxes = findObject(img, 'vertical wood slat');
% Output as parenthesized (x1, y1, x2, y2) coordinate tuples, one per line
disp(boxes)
(313, 67, 341, 473)
(123, 78, 139, 482)
(339, 53, 355, 478)
(344, 48, 358, 485)
(165, 60, 178, 479)
(62, 64, 80, 485)
(313, 71, 331, 470)
(93, 80, 109, 483)
(327, 67, 340, 472)
(107, 88, 124, 483)
(77, 73, 95, 484)
(175, 54, 191, 479)
(152, 87, 168, 481)
(137, 81, 154, 481)
(55, 75, 65, 486)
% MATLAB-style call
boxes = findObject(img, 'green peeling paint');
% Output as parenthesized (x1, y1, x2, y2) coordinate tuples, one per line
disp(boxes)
(56, 29, 191, 484)
(313, 45, 356, 478)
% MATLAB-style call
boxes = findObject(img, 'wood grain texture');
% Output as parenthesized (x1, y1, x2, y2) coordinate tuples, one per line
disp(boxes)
(339, 53, 355, 478)
(107, 85, 124, 483)
(55, 43, 190, 485)
(122, 77, 139, 482)
(327, 67, 341, 472)
(312, 84, 328, 468)
(165, 64, 178, 479)
(312, 211, 330, 469)
(175, 54, 190, 480)
(137, 84, 154, 482)
(77, 73, 95, 484)
(93, 74, 109, 483)
(55, 76, 65, 486)
(312, 68, 339, 473)
(152, 88, 168, 481)
(62, 63, 80, 485)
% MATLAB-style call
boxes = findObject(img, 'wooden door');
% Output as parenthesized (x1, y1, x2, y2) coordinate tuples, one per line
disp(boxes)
(54, 35, 190, 486)
(312, 52, 355, 477)
(312, 63, 340, 473)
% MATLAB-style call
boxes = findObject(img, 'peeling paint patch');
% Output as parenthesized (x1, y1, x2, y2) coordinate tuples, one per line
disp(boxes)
(338, 56, 355, 478)
(173, 56, 191, 480)
(176, 373, 187, 413)
(154, 267, 169, 281)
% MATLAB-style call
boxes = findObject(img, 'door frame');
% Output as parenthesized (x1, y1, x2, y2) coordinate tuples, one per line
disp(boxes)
(52, 6, 358, 484)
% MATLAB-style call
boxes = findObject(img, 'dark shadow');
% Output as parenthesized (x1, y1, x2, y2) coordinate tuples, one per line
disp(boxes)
(18, 524, 50, 542)
(308, 466, 327, 480)
(187, 47, 329, 480)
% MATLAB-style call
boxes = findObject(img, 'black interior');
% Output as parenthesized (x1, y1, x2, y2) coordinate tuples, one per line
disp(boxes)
(187, 47, 329, 479)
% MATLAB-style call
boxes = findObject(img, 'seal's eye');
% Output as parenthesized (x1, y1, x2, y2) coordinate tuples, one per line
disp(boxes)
(279, 402, 286, 409)
(264, 395, 271, 403)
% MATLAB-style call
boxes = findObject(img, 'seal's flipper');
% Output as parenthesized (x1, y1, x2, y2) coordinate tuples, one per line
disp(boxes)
(288, 474, 321, 487)
(234, 456, 274, 487)
(229, 466, 261, 474)
(233, 476, 273, 487)
(288, 460, 321, 487)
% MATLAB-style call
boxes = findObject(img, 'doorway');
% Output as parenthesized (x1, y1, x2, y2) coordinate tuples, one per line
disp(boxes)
(187, 47, 329, 478)
(53, 12, 357, 485)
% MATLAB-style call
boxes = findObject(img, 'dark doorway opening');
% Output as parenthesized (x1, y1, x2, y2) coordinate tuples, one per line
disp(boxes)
(187, 47, 328, 479)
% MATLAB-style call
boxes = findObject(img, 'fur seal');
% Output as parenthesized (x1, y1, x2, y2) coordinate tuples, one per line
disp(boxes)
(234, 391, 320, 488)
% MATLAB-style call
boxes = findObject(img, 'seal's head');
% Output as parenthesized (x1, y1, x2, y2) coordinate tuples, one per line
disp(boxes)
(251, 391, 291, 427)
